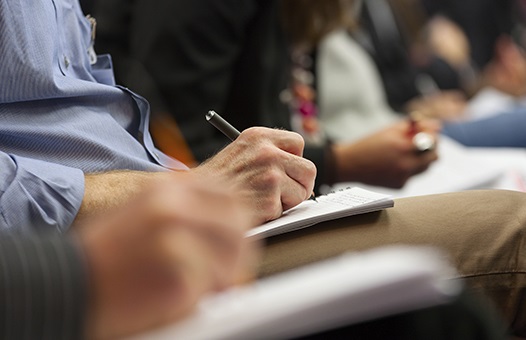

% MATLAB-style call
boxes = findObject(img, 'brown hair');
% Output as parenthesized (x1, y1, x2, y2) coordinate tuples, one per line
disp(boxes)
(281, 0, 356, 48)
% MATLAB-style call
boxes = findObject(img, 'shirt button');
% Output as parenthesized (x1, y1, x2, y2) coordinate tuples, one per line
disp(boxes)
(63, 56, 70, 70)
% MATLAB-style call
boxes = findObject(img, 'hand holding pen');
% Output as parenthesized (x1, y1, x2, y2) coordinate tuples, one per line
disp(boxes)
(206, 110, 318, 203)
(407, 116, 436, 152)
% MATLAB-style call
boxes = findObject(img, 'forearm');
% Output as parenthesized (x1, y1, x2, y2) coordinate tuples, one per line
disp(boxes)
(329, 141, 396, 186)
(0, 233, 87, 339)
(0, 151, 177, 232)
(74, 170, 171, 227)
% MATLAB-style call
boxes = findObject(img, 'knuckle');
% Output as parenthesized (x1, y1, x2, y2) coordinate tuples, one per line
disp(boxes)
(257, 168, 281, 189)
(242, 127, 266, 140)
(255, 144, 282, 164)
(257, 194, 282, 221)
(288, 130, 305, 148)
(267, 202, 283, 220)
(304, 159, 317, 178)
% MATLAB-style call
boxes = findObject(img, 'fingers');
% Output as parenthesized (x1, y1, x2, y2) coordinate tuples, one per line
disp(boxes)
(279, 171, 311, 211)
(412, 151, 438, 176)
(149, 173, 252, 229)
(153, 228, 214, 317)
(404, 141, 439, 178)
(78, 173, 260, 339)
(243, 127, 316, 192)
(196, 127, 317, 223)
(158, 176, 255, 279)
(158, 226, 239, 295)
(388, 126, 439, 182)
(241, 127, 306, 157)
(282, 154, 317, 204)
(131, 175, 255, 290)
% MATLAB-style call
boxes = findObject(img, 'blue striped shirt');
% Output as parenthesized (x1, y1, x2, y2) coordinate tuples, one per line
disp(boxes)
(0, 0, 187, 232)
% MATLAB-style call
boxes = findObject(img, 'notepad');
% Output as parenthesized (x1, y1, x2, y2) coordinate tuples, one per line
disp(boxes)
(133, 246, 461, 340)
(247, 187, 394, 239)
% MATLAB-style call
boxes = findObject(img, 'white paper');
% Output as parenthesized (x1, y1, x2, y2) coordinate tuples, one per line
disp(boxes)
(132, 246, 461, 340)
(247, 187, 393, 239)
(333, 136, 526, 198)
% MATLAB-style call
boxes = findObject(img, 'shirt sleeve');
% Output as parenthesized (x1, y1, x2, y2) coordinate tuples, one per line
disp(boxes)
(0, 233, 87, 340)
(0, 152, 85, 232)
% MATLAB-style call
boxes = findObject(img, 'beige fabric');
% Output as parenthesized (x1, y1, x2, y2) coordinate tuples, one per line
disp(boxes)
(259, 190, 526, 336)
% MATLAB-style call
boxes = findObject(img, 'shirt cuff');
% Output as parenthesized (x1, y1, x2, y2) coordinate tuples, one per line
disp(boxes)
(0, 153, 85, 232)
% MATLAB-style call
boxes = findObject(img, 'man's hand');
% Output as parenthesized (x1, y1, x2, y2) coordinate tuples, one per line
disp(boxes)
(332, 120, 440, 188)
(193, 127, 317, 224)
(75, 173, 258, 340)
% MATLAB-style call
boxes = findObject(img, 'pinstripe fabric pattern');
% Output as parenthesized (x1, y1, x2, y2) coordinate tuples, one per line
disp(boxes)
(0, 233, 86, 340)
(0, 0, 188, 231)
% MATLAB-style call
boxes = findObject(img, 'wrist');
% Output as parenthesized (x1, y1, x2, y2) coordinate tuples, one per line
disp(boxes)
(330, 143, 351, 183)
(330, 143, 367, 184)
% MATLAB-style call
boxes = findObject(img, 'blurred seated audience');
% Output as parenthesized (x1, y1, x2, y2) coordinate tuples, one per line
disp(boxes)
(357, 0, 524, 113)
(318, 0, 526, 148)
(318, 28, 526, 148)
(93, 0, 439, 191)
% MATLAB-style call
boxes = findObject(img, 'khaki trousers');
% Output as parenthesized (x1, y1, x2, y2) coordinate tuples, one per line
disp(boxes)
(259, 190, 526, 337)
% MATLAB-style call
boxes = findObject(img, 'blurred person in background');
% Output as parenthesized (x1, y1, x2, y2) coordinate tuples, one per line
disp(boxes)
(93, 0, 440, 191)
(344, 0, 526, 147)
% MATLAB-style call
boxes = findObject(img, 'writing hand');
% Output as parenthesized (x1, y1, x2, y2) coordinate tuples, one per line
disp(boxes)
(194, 127, 317, 224)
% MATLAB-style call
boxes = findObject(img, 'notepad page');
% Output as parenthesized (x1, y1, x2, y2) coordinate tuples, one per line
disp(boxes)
(133, 246, 460, 340)
(246, 187, 393, 239)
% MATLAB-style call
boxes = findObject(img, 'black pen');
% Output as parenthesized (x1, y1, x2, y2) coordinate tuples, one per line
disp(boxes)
(205, 110, 241, 141)
(206, 110, 317, 202)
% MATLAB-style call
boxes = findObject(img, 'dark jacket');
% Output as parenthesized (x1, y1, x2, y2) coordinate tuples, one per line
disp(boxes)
(0, 233, 86, 339)
(94, 0, 330, 189)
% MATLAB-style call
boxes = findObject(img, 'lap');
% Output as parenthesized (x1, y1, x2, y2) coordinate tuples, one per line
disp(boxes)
(259, 190, 526, 336)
